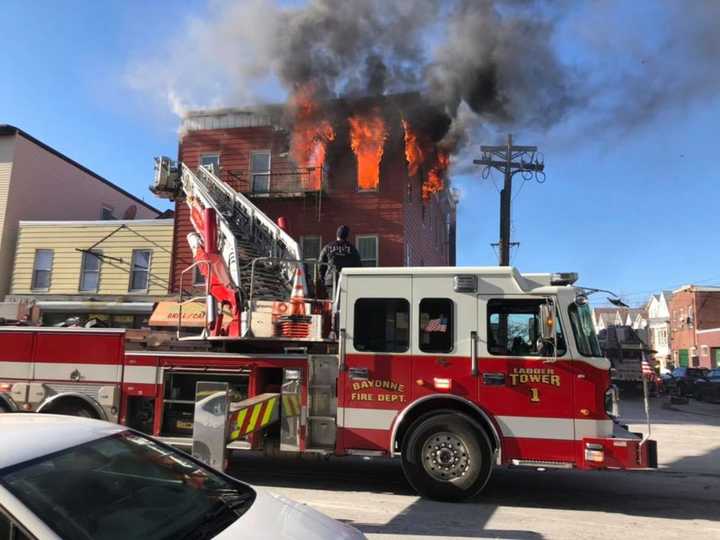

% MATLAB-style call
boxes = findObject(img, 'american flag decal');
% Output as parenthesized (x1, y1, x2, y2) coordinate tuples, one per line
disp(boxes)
(424, 317, 448, 332)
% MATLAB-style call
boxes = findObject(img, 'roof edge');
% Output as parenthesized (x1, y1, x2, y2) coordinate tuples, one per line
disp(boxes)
(18, 219, 173, 226)
(0, 124, 161, 214)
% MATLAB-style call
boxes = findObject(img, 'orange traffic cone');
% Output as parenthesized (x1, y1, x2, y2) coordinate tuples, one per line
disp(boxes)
(290, 266, 306, 315)
(278, 265, 311, 339)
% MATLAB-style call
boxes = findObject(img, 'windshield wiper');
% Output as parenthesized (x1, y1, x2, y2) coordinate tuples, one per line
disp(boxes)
(178, 493, 254, 540)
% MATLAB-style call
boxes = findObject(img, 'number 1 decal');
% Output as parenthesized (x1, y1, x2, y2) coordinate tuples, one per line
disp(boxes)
(529, 387, 540, 402)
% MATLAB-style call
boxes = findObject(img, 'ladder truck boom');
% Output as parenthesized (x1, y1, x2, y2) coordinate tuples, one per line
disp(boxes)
(152, 157, 308, 338)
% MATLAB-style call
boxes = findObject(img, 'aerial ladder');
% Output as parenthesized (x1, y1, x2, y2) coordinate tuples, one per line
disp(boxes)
(152, 158, 313, 339)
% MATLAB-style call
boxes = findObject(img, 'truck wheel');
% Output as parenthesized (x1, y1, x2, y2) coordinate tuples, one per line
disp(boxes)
(46, 400, 100, 419)
(401, 413, 493, 501)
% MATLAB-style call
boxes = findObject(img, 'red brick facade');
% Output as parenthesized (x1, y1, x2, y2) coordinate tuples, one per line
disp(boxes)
(669, 286, 720, 368)
(171, 110, 456, 292)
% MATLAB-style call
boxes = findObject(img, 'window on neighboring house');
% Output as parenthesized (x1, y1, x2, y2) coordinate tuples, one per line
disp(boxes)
(31, 249, 53, 290)
(101, 206, 115, 220)
(200, 154, 220, 173)
(250, 151, 271, 193)
(301, 236, 322, 260)
(79, 250, 102, 292)
(419, 298, 454, 353)
(129, 250, 151, 292)
(356, 235, 378, 267)
(192, 266, 205, 287)
(354, 298, 410, 352)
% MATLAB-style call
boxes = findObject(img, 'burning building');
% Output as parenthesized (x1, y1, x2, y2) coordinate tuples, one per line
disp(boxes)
(170, 92, 457, 292)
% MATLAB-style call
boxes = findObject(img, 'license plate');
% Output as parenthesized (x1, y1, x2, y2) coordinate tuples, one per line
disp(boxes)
(176, 421, 193, 430)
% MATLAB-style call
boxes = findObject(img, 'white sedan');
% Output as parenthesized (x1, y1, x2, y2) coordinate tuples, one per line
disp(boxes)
(0, 414, 364, 540)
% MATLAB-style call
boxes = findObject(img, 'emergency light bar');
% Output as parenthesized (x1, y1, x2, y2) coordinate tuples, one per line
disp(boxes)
(550, 272, 579, 286)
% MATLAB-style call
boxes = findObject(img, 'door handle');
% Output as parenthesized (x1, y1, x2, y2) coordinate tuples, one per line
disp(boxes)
(349, 367, 369, 380)
(470, 331, 478, 376)
(482, 373, 506, 385)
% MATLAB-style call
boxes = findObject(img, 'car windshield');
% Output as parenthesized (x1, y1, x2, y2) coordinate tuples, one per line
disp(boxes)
(0, 431, 255, 540)
(567, 302, 602, 357)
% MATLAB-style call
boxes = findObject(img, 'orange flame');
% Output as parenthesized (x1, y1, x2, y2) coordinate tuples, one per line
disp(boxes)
(289, 86, 335, 190)
(422, 148, 449, 201)
(349, 108, 388, 191)
(402, 119, 424, 177)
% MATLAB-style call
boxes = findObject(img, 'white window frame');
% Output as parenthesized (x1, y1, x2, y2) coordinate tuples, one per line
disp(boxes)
(31, 249, 54, 291)
(250, 150, 271, 193)
(128, 249, 152, 293)
(79, 250, 102, 292)
(200, 153, 220, 173)
(356, 235, 379, 267)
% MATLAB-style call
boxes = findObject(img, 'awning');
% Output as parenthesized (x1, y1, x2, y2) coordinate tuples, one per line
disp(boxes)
(36, 301, 154, 315)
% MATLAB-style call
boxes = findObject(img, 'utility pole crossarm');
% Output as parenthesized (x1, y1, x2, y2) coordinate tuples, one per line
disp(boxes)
(473, 159, 544, 171)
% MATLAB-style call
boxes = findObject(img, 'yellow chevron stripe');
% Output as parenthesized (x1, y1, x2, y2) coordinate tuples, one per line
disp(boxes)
(261, 397, 277, 426)
(245, 402, 263, 433)
(230, 408, 248, 440)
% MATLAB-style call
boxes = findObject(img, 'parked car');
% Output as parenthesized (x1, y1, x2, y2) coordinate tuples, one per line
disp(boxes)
(693, 368, 720, 403)
(0, 414, 365, 540)
(661, 367, 709, 396)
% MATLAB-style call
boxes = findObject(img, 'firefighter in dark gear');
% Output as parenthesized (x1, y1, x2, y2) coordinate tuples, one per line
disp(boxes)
(318, 225, 362, 299)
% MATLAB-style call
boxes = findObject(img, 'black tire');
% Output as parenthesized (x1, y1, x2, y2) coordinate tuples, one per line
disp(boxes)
(401, 412, 493, 501)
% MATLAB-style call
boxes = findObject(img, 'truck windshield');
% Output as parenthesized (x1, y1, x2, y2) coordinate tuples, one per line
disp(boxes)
(0, 431, 255, 540)
(568, 302, 602, 357)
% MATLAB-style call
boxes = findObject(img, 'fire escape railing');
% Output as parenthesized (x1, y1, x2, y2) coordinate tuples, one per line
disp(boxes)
(222, 166, 326, 221)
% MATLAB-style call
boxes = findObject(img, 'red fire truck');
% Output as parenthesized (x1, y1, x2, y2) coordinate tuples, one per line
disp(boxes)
(0, 161, 657, 501)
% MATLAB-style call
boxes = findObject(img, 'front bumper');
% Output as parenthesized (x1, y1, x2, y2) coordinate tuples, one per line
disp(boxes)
(580, 424, 657, 470)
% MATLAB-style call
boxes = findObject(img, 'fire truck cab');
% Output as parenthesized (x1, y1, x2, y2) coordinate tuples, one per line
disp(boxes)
(333, 266, 656, 499)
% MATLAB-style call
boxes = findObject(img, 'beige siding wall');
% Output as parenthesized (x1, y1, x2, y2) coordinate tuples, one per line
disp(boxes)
(11, 220, 173, 296)
(0, 137, 17, 295)
(0, 133, 159, 298)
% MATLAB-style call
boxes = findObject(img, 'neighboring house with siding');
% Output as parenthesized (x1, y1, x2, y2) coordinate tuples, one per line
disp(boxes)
(0, 125, 159, 300)
(646, 291, 673, 369)
(6, 220, 173, 327)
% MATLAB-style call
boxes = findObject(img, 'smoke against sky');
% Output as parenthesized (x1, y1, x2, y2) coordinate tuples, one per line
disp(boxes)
(127, 0, 720, 160)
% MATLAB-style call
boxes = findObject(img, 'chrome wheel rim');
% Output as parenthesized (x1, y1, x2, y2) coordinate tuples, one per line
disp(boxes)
(421, 431, 471, 482)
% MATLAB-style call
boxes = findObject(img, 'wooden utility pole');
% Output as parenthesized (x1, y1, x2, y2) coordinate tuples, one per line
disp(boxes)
(474, 134, 544, 266)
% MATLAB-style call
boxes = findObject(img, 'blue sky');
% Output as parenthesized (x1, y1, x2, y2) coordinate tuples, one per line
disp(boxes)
(2, 1, 718, 308)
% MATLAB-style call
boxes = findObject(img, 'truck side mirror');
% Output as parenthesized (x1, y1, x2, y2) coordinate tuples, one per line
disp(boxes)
(539, 302, 555, 341)
(539, 301, 557, 360)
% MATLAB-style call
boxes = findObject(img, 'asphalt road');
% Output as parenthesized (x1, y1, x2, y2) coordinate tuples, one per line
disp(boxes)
(227, 397, 720, 539)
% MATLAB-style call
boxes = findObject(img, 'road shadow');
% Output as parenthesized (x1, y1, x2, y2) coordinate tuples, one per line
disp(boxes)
(227, 447, 720, 535)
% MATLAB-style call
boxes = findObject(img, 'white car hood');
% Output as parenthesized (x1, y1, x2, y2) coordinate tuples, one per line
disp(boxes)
(214, 488, 364, 540)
